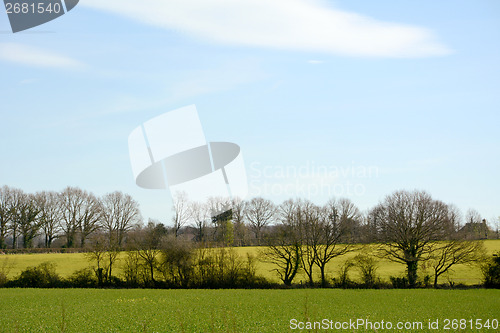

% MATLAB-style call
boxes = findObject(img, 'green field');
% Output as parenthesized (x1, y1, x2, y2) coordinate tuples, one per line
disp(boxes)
(0, 289, 498, 332)
(1, 240, 499, 285)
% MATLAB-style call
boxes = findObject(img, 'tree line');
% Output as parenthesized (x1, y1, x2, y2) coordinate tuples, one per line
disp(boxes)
(0, 185, 497, 251)
(0, 186, 141, 250)
(261, 191, 490, 288)
(0, 184, 499, 289)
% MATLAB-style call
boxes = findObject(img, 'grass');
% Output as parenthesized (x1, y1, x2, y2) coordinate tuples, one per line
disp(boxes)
(0, 289, 498, 332)
(1, 240, 499, 285)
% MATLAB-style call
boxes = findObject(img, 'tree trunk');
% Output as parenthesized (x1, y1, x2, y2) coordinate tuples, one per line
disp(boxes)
(12, 230, 17, 249)
(150, 264, 155, 283)
(407, 261, 418, 288)
(320, 264, 327, 287)
(0, 237, 5, 249)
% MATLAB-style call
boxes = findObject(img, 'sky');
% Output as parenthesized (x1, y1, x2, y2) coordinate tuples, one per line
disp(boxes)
(1, 0, 499, 227)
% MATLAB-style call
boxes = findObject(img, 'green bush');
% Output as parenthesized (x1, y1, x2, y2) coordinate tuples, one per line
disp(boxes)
(482, 252, 500, 288)
(68, 268, 98, 288)
(0, 272, 8, 287)
(14, 262, 62, 288)
(390, 276, 409, 289)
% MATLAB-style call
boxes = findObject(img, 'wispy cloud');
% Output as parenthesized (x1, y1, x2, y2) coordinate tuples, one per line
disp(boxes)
(169, 59, 267, 101)
(83, 0, 452, 58)
(0, 43, 85, 69)
(307, 60, 325, 65)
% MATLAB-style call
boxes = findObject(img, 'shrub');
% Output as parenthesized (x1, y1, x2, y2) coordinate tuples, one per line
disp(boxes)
(68, 268, 98, 288)
(353, 254, 379, 287)
(0, 258, 12, 287)
(122, 251, 144, 287)
(482, 252, 500, 288)
(332, 261, 355, 288)
(390, 276, 409, 289)
(0, 271, 7, 287)
(14, 262, 62, 288)
(158, 239, 194, 288)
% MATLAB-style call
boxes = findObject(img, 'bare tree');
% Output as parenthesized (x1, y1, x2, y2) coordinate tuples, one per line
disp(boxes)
(337, 198, 362, 243)
(189, 202, 208, 243)
(495, 216, 500, 239)
(132, 221, 164, 284)
(314, 199, 353, 287)
(445, 204, 462, 234)
(171, 192, 191, 238)
(59, 187, 101, 248)
(376, 190, 449, 287)
(428, 239, 486, 288)
(7, 188, 24, 249)
(231, 197, 248, 246)
(245, 197, 275, 245)
(296, 200, 323, 286)
(36, 191, 62, 248)
(101, 191, 142, 246)
(0, 186, 13, 249)
(86, 233, 120, 285)
(465, 209, 482, 224)
(262, 199, 302, 286)
(9, 189, 41, 248)
(363, 204, 385, 243)
(59, 187, 86, 248)
(79, 192, 102, 248)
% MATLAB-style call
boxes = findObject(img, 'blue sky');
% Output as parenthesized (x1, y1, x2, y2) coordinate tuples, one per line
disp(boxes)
(1, 0, 499, 226)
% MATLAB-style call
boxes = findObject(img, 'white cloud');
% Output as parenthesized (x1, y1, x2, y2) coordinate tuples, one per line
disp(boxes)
(82, 0, 452, 58)
(0, 43, 85, 69)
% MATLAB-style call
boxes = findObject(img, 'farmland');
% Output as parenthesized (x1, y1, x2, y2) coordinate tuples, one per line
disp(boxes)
(0, 289, 498, 332)
(1, 240, 499, 286)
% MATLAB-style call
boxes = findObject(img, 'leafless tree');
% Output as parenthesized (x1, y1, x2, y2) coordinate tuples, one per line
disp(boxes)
(337, 198, 362, 243)
(9, 189, 41, 249)
(363, 204, 385, 243)
(495, 216, 500, 239)
(314, 199, 353, 287)
(231, 197, 248, 246)
(296, 200, 323, 286)
(0, 186, 13, 249)
(171, 192, 191, 238)
(445, 204, 462, 233)
(101, 191, 142, 246)
(59, 187, 85, 248)
(86, 233, 120, 285)
(6, 188, 23, 249)
(262, 199, 302, 286)
(189, 201, 209, 243)
(133, 221, 164, 284)
(352, 252, 379, 287)
(59, 187, 101, 248)
(245, 197, 275, 245)
(465, 208, 482, 224)
(428, 239, 486, 288)
(376, 190, 449, 287)
(36, 191, 62, 248)
(79, 192, 102, 248)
